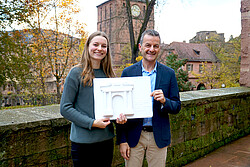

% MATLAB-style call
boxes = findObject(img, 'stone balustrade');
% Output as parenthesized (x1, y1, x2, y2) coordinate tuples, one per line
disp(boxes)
(0, 87, 250, 167)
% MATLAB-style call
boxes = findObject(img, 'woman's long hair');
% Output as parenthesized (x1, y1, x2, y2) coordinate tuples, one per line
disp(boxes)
(80, 31, 115, 86)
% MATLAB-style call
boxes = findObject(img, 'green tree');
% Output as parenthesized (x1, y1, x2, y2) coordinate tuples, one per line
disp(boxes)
(165, 54, 193, 91)
(116, 43, 132, 77)
(193, 62, 220, 89)
(193, 61, 240, 89)
(0, 31, 32, 91)
(205, 35, 241, 88)
(204, 33, 226, 55)
(0, 0, 32, 29)
(23, 0, 87, 103)
(117, 43, 144, 77)
(0, 0, 34, 95)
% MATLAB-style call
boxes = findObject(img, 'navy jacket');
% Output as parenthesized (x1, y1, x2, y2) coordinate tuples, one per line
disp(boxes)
(116, 60, 181, 148)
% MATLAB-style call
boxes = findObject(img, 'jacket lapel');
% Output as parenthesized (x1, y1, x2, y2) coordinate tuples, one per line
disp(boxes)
(155, 61, 162, 90)
(135, 61, 143, 76)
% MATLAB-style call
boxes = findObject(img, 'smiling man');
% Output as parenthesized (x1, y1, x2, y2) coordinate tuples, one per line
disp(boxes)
(116, 29, 181, 167)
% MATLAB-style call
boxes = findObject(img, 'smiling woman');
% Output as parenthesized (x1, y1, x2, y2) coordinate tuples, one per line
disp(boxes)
(60, 31, 127, 167)
(80, 31, 114, 86)
(88, 36, 108, 68)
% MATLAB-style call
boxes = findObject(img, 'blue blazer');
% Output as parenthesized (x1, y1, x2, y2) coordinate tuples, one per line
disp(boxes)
(116, 61, 181, 148)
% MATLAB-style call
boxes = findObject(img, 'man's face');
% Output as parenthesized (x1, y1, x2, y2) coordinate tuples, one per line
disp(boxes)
(139, 34, 160, 63)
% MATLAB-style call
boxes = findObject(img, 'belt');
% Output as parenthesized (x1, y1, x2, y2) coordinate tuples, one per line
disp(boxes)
(142, 126, 153, 132)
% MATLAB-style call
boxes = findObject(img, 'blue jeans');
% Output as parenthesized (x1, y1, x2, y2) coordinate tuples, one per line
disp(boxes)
(71, 138, 114, 167)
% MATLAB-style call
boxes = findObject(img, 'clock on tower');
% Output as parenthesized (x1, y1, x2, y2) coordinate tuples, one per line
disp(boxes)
(131, 4, 140, 17)
(97, 0, 154, 66)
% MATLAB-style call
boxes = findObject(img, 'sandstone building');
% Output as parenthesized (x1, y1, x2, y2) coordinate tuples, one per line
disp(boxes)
(96, 0, 224, 90)
(97, 0, 154, 67)
(189, 31, 225, 43)
(240, 0, 250, 87)
(159, 42, 220, 90)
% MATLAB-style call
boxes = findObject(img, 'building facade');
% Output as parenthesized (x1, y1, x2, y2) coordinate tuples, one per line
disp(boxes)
(189, 31, 225, 43)
(159, 42, 220, 90)
(97, 0, 154, 67)
(240, 0, 250, 87)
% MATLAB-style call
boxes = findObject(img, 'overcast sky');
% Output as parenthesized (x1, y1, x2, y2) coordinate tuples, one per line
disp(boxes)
(78, 0, 241, 44)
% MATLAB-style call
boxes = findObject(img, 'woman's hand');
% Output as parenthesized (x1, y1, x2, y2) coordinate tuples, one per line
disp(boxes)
(116, 113, 127, 124)
(92, 118, 111, 128)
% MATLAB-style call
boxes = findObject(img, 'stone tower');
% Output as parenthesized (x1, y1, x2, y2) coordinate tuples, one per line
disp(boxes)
(97, 0, 154, 67)
(240, 0, 250, 87)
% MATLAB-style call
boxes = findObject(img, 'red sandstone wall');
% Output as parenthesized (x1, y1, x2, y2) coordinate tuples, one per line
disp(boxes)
(240, 0, 250, 87)
(97, 0, 154, 66)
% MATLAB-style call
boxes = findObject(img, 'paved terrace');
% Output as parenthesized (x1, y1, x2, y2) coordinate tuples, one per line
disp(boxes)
(185, 134, 250, 167)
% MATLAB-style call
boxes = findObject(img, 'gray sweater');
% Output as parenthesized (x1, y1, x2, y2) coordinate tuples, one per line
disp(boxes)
(60, 67, 114, 143)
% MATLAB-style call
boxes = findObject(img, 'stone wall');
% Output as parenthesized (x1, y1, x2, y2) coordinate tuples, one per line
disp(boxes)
(240, 0, 250, 87)
(0, 87, 249, 167)
(0, 105, 72, 167)
(166, 87, 250, 166)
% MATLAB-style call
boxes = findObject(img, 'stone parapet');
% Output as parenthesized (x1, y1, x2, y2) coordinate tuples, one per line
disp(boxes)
(0, 87, 250, 166)
(0, 105, 72, 167)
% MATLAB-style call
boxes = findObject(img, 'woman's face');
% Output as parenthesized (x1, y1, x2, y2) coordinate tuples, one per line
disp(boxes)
(88, 36, 108, 63)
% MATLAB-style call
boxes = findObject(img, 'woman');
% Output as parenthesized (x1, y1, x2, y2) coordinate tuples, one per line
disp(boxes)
(60, 31, 126, 167)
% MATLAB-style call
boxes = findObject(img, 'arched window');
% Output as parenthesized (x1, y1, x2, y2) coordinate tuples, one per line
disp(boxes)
(197, 83, 206, 90)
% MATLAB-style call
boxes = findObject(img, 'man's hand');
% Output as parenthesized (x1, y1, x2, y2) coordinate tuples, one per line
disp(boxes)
(150, 89, 166, 104)
(120, 142, 130, 160)
(116, 113, 127, 124)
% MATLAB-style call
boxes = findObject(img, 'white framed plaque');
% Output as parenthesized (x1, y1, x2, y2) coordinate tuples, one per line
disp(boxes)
(94, 76, 153, 120)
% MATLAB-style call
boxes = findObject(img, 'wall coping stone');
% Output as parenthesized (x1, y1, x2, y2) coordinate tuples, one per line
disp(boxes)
(180, 87, 250, 106)
(0, 105, 68, 133)
(1, 87, 250, 132)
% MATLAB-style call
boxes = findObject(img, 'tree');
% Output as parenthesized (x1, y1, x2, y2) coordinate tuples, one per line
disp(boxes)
(165, 54, 193, 91)
(117, 43, 143, 77)
(0, 0, 32, 29)
(23, 0, 87, 102)
(125, 0, 156, 63)
(203, 35, 241, 88)
(193, 61, 240, 89)
(0, 0, 34, 94)
(0, 31, 33, 92)
(216, 35, 241, 88)
(193, 62, 220, 89)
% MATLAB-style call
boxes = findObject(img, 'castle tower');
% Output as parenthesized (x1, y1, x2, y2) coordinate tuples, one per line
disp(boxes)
(97, 0, 154, 67)
(240, 0, 250, 87)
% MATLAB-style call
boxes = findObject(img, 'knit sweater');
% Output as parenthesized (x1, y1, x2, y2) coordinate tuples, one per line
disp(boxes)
(60, 66, 114, 143)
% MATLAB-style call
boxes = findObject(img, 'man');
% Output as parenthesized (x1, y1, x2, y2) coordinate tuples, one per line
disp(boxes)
(116, 29, 181, 167)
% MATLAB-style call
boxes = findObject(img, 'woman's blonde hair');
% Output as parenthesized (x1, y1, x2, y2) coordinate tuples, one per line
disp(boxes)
(80, 31, 115, 86)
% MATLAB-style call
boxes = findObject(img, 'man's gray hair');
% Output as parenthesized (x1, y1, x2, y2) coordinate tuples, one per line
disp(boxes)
(140, 29, 161, 44)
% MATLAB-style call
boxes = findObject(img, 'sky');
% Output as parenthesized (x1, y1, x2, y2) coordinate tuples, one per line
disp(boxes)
(78, 0, 241, 44)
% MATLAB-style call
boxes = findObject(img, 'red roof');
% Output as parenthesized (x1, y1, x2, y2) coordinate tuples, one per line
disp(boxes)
(168, 42, 220, 62)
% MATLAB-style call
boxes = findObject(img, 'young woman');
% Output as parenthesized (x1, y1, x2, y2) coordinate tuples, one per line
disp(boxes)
(60, 31, 126, 167)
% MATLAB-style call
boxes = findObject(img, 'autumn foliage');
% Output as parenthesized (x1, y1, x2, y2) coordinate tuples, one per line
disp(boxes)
(1, 0, 88, 104)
